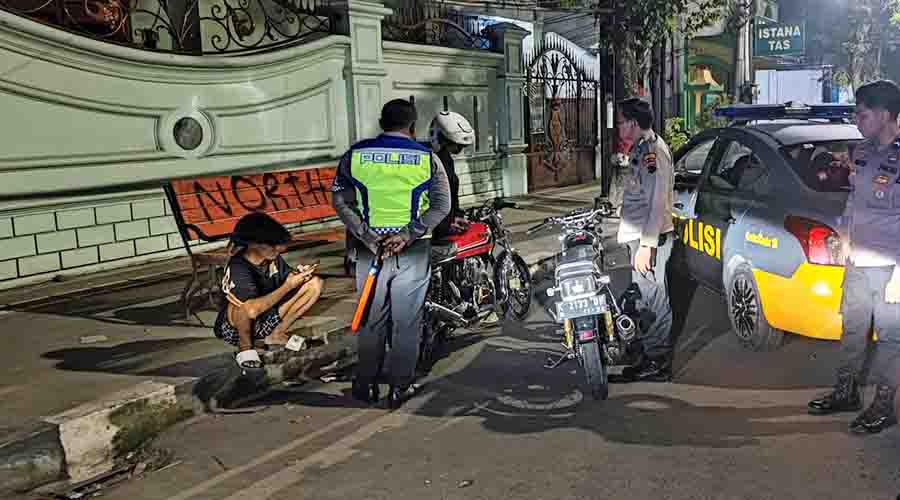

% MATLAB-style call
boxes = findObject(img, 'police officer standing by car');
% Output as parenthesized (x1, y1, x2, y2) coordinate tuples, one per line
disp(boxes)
(331, 98, 451, 409)
(608, 97, 676, 383)
(808, 80, 900, 434)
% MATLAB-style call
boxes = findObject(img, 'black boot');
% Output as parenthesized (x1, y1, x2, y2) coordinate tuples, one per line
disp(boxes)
(351, 378, 379, 404)
(808, 367, 862, 415)
(609, 355, 671, 383)
(850, 384, 897, 435)
(386, 384, 419, 410)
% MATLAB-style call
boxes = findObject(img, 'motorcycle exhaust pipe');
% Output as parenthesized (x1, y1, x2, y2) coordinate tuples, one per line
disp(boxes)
(615, 314, 637, 342)
(426, 301, 470, 327)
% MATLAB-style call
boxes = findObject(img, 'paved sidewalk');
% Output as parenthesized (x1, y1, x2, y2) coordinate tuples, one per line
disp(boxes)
(0, 183, 609, 460)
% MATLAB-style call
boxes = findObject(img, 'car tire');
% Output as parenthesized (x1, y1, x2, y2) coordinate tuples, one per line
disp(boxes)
(726, 263, 784, 352)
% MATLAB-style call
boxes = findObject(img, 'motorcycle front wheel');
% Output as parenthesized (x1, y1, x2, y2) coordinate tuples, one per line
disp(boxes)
(416, 307, 445, 376)
(494, 251, 533, 321)
(578, 340, 608, 400)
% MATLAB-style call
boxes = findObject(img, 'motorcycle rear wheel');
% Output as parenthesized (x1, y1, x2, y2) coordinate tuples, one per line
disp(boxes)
(579, 340, 608, 400)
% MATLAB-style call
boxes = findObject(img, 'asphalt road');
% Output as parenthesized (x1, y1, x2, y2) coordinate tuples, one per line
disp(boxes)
(94, 270, 900, 500)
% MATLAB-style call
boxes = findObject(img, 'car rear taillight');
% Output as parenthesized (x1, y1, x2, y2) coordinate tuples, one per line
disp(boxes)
(784, 216, 844, 266)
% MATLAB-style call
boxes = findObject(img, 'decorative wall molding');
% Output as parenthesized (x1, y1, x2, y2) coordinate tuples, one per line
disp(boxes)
(383, 41, 504, 67)
(0, 11, 353, 77)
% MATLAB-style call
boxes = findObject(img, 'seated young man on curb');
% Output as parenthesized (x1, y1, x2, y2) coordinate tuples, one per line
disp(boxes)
(213, 212, 324, 369)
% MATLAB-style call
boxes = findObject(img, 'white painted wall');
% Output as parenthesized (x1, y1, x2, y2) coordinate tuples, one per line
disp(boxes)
(755, 68, 825, 105)
(0, 4, 523, 289)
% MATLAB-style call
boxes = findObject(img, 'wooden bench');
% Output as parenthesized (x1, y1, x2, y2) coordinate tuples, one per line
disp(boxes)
(164, 166, 346, 320)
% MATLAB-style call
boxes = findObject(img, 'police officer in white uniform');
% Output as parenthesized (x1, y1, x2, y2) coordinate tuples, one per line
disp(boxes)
(609, 97, 676, 383)
(808, 80, 900, 434)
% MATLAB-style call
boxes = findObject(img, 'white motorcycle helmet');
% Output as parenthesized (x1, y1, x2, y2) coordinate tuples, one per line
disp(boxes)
(429, 111, 476, 151)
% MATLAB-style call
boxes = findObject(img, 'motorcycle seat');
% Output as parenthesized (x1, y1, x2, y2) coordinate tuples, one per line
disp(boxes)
(559, 245, 597, 266)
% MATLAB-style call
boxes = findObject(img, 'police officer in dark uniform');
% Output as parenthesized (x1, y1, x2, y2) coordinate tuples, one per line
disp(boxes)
(808, 80, 900, 434)
(609, 97, 676, 383)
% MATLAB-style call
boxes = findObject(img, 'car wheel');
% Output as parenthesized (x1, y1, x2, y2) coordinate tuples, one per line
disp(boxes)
(726, 264, 784, 352)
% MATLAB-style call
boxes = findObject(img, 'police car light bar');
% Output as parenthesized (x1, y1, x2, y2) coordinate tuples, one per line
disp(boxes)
(714, 103, 855, 123)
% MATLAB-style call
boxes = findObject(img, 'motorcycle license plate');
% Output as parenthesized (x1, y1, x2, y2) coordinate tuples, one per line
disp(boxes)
(556, 295, 606, 320)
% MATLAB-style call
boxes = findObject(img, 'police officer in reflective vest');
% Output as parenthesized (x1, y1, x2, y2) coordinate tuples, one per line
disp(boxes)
(609, 97, 676, 383)
(332, 99, 451, 409)
(808, 80, 900, 434)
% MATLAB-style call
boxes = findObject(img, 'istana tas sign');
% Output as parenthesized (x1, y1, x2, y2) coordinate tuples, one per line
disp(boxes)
(754, 20, 805, 57)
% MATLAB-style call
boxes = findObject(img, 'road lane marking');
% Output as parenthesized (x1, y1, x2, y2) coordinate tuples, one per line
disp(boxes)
(0, 385, 23, 397)
(168, 411, 368, 500)
(223, 409, 414, 500)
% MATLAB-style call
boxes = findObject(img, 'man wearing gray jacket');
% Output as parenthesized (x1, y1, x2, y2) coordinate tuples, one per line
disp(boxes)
(609, 97, 676, 383)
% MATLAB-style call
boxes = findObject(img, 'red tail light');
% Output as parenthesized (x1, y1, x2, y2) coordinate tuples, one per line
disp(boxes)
(784, 216, 844, 266)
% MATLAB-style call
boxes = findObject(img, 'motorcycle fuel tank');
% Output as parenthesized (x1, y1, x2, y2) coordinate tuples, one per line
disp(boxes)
(445, 222, 494, 259)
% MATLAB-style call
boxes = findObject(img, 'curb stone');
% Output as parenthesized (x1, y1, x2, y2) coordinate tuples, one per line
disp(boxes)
(1, 205, 614, 495)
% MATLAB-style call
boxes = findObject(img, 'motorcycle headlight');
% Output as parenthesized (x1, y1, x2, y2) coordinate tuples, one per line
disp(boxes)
(560, 276, 596, 299)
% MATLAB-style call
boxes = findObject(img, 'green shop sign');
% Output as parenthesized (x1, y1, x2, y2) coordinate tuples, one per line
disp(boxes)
(754, 21, 805, 57)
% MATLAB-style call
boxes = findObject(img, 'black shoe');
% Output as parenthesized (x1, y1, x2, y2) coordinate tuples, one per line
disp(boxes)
(609, 357, 671, 383)
(351, 378, 379, 404)
(386, 384, 419, 410)
(808, 367, 862, 415)
(850, 384, 897, 435)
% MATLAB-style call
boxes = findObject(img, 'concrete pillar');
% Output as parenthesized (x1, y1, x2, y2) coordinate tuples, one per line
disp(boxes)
(333, 0, 392, 144)
(485, 22, 530, 196)
(532, 10, 544, 50)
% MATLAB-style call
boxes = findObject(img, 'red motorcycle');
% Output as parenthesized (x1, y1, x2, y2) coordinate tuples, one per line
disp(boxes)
(418, 197, 533, 372)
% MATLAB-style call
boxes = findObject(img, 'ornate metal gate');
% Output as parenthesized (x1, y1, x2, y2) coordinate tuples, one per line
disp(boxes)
(524, 38, 599, 191)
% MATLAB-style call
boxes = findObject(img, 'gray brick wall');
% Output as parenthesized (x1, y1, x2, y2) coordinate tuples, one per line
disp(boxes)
(0, 186, 341, 285)
(0, 236, 37, 260)
(0, 194, 188, 284)
(132, 200, 165, 219)
(61, 247, 99, 269)
(77, 225, 114, 247)
(37, 231, 77, 254)
(0, 260, 16, 281)
(135, 235, 168, 255)
(19, 254, 60, 276)
(95, 204, 131, 225)
(100, 241, 135, 262)
(14, 213, 55, 236)
(114, 220, 150, 241)
(150, 216, 178, 236)
(0, 219, 12, 239)
(57, 209, 96, 230)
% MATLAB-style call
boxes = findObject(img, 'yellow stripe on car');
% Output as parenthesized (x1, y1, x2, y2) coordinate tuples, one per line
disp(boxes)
(752, 264, 844, 341)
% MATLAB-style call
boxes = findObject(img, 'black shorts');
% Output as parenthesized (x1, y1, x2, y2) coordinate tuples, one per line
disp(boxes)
(213, 307, 283, 346)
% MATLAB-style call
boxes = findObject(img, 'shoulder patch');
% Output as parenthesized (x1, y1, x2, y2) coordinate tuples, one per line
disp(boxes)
(642, 152, 657, 173)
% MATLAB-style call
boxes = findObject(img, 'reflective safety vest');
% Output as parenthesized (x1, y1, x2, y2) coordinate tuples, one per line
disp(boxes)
(350, 136, 432, 235)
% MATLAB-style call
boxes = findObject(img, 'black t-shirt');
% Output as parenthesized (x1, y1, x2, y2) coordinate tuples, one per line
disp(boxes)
(220, 252, 291, 308)
(432, 147, 462, 239)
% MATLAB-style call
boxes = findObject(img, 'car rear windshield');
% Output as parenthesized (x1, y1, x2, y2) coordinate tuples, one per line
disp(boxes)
(780, 140, 862, 193)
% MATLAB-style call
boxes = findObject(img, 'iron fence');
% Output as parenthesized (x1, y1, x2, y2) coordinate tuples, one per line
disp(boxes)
(382, 1, 494, 51)
(0, 0, 336, 54)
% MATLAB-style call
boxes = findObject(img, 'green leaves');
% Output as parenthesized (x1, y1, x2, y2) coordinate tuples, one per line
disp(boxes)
(616, 0, 729, 55)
